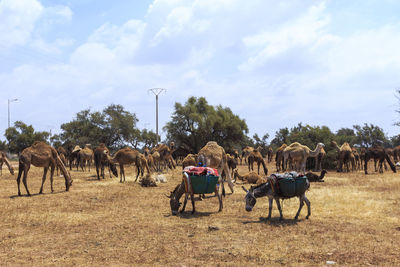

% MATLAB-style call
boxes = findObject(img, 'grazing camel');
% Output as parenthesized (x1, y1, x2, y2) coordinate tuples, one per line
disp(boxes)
(275, 144, 287, 172)
(108, 147, 150, 183)
(94, 144, 118, 180)
(283, 142, 325, 173)
(247, 149, 268, 175)
(305, 170, 327, 182)
(69, 145, 81, 170)
(363, 146, 396, 174)
(241, 146, 254, 165)
(331, 141, 353, 172)
(78, 145, 94, 172)
(17, 141, 72, 196)
(233, 169, 266, 185)
(196, 141, 235, 193)
(0, 151, 15, 176)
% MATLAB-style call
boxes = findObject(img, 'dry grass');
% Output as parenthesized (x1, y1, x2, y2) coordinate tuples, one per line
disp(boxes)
(1, 161, 400, 266)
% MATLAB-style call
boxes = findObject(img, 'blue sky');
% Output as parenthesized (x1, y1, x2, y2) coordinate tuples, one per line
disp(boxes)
(1, 0, 400, 142)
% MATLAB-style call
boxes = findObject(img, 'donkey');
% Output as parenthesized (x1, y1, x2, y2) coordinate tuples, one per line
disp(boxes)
(242, 180, 311, 221)
(167, 181, 223, 215)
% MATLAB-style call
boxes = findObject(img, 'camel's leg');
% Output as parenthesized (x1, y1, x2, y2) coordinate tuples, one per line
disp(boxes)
(39, 167, 49, 194)
(257, 161, 260, 175)
(275, 197, 283, 220)
(216, 187, 223, 212)
(134, 164, 140, 182)
(267, 198, 273, 219)
(180, 193, 189, 213)
(22, 165, 31, 196)
(221, 164, 234, 193)
(294, 196, 305, 220)
(50, 165, 55, 193)
(120, 165, 125, 183)
(17, 162, 24, 196)
(101, 164, 105, 179)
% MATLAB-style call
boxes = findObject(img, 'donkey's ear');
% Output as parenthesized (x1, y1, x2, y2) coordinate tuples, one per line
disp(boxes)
(165, 194, 171, 198)
(241, 186, 248, 193)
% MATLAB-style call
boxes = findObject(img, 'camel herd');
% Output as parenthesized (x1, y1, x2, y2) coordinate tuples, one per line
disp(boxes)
(0, 139, 397, 201)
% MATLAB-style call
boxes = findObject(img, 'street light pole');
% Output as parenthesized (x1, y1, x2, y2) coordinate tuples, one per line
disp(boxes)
(8, 98, 18, 128)
(148, 88, 166, 144)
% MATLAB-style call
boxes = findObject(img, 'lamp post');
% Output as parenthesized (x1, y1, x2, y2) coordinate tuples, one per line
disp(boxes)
(8, 98, 18, 128)
(148, 88, 166, 144)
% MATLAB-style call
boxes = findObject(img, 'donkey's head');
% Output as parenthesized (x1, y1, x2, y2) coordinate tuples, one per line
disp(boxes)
(167, 183, 184, 216)
(242, 186, 256, 212)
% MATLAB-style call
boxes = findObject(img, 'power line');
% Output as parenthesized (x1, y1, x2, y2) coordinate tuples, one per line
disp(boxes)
(148, 88, 166, 144)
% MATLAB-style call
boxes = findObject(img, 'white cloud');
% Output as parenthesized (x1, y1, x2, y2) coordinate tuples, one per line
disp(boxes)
(0, 0, 43, 48)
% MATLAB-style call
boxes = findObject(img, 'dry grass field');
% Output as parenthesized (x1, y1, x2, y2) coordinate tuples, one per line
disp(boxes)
(1, 160, 400, 266)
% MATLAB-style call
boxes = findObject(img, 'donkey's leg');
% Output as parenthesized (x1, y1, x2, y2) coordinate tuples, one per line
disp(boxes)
(39, 167, 49, 194)
(275, 197, 283, 220)
(267, 197, 273, 219)
(180, 193, 189, 213)
(295, 196, 305, 220)
(304, 195, 311, 219)
(190, 193, 196, 214)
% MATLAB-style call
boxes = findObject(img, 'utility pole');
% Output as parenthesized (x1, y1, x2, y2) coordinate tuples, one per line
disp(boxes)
(8, 98, 18, 128)
(148, 88, 166, 144)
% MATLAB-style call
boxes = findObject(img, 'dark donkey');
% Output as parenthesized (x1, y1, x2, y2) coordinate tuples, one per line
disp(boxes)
(168, 178, 223, 215)
(242, 179, 311, 220)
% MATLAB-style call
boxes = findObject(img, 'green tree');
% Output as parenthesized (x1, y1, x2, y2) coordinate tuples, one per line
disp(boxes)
(335, 128, 357, 146)
(140, 129, 158, 148)
(353, 123, 389, 147)
(0, 140, 7, 151)
(164, 96, 249, 153)
(5, 121, 50, 154)
(59, 104, 139, 151)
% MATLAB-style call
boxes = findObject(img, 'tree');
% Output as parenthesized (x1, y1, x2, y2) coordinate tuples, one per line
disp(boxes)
(353, 123, 389, 147)
(164, 96, 249, 153)
(0, 140, 7, 151)
(4, 121, 50, 154)
(140, 129, 158, 148)
(59, 104, 139, 151)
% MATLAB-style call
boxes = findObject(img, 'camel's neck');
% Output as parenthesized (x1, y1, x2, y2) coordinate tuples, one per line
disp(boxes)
(2, 155, 14, 173)
(309, 145, 322, 157)
(235, 171, 244, 181)
(332, 142, 341, 152)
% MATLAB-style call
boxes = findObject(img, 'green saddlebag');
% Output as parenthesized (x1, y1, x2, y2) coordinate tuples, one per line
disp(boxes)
(278, 176, 308, 198)
(190, 175, 219, 194)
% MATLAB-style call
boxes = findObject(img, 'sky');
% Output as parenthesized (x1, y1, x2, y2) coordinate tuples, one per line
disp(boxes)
(1, 0, 400, 142)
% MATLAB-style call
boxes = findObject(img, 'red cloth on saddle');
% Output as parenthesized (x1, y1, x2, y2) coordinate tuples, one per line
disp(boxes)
(183, 166, 219, 177)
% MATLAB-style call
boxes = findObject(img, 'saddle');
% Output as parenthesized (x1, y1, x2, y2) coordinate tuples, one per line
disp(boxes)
(182, 166, 220, 194)
(267, 172, 309, 198)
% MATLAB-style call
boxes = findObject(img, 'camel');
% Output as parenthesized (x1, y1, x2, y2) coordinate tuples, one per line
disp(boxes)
(78, 145, 94, 172)
(364, 146, 396, 174)
(55, 146, 68, 176)
(247, 149, 268, 175)
(108, 147, 150, 183)
(196, 141, 235, 193)
(305, 170, 327, 182)
(283, 142, 325, 173)
(151, 143, 176, 172)
(182, 154, 197, 169)
(267, 146, 273, 163)
(233, 169, 266, 185)
(171, 146, 191, 165)
(226, 154, 238, 177)
(275, 144, 287, 172)
(17, 141, 72, 196)
(94, 144, 118, 180)
(0, 151, 14, 176)
(393, 145, 400, 162)
(69, 145, 81, 170)
(241, 146, 254, 165)
(331, 141, 353, 172)
(314, 147, 326, 171)
(352, 147, 361, 170)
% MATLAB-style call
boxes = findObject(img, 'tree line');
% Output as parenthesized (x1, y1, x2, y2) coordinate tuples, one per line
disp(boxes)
(2, 96, 399, 168)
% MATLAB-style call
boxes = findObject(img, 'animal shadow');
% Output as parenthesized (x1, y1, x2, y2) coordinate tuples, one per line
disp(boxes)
(9, 191, 65, 199)
(242, 216, 300, 226)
